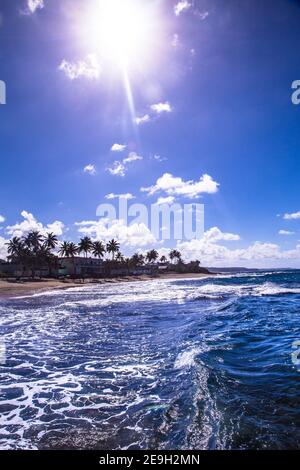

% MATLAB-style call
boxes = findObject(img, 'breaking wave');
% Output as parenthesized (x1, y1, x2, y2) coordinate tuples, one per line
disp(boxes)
(0, 270, 300, 449)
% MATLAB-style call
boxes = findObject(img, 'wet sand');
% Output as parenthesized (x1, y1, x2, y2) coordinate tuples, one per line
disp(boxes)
(0, 273, 211, 299)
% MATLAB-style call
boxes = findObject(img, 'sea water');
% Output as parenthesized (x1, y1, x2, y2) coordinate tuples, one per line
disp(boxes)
(0, 271, 299, 449)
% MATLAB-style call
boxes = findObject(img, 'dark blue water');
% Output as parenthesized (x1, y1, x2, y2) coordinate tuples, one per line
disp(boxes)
(0, 272, 299, 449)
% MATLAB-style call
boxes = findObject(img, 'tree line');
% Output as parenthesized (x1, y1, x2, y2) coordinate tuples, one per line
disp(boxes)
(4, 230, 191, 278)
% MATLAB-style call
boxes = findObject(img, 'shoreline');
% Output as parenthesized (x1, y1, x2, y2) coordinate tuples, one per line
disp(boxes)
(0, 273, 212, 299)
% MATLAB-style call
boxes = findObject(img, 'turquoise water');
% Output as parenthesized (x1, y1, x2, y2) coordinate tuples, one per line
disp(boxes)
(0, 271, 299, 449)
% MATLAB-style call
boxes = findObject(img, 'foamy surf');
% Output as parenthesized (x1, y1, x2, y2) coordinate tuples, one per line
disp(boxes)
(0, 270, 299, 450)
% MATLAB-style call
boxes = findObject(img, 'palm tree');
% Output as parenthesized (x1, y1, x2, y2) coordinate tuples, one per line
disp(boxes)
(67, 242, 79, 257)
(6, 237, 28, 277)
(173, 250, 181, 263)
(130, 253, 145, 267)
(169, 249, 182, 266)
(24, 231, 43, 252)
(42, 233, 58, 277)
(169, 250, 176, 264)
(6, 237, 24, 260)
(146, 249, 159, 264)
(160, 255, 167, 263)
(59, 241, 78, 277)
(115, 251, 125, 263)
(106, 239, 120, 260)
(58, 241, 78, 258)
(169, 249, 181, 264)
(92, 241, 105, 259)
(78, 236, 93, 258)
(59, 241, 70, 258)
(43, 232, 58, 251)
(67, 242, 79, 278)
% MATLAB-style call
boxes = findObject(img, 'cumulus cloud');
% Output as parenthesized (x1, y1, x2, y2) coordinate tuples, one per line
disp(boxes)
(111, 143, 127, 152)
(105, 193, 135, 200)
(175, 227, 300, 268)
(141, 173, 219, 199)
(135, 103, 172, 125)
(174, 1, 192, 16)
(135, 114, 151, 125)
(0, 215, 5, 224)
(6, 211, 64, 239)
(123, 152, 142, 164)
(283, 211, 300, 220)
(0, 236, 8, 260)
(156, 196, 175, 205)
(203, 227, 240, 242)
(76, 218, 157, 248)
(279, 230, 295, 236)
(59, 54, 100, 80)
(83, 164, 96, 175)
(150, 102, 172, 114)
(107, 152, 143, 177)
(108, 161, 126, 177)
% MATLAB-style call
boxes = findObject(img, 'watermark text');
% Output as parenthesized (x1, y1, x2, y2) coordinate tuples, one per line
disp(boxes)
(0, 80, 6, 105)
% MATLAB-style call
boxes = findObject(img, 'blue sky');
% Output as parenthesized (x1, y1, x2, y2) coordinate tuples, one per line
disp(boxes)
(1, 0, 300, 267)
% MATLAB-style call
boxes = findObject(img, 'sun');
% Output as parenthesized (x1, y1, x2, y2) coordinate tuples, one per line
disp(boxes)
(85, 0, 157, 70)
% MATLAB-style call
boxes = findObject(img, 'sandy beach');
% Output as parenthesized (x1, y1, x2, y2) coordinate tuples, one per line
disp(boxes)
(0, 273, 211, 299)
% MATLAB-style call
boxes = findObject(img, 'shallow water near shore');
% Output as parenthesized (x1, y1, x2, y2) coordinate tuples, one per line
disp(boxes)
(0, 271, 299, 450)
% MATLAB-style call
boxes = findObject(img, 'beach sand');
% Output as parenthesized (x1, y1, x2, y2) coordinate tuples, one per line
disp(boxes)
(0, 273, 211, 299)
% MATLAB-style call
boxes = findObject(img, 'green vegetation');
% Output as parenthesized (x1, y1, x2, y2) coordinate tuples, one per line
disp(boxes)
(2, 231, 207, 279)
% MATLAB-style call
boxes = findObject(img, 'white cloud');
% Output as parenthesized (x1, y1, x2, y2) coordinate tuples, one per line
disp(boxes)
(123, 152, 143, 164)
(175, 227, 300, 268)
(84, 164, 96, 175)
(135, 114, 151, 125)
(279, 230, 295, 236)
(203, 227, 240, 242)
(108, 162, 126, 177)
(59, 54, 100, 80)
(152, 154, 167, 163)
(107, 152, 143, 177)
(156, 196, 175, 205)
(141, 173, 219, 199)
(150, 102, 172, 114)
(111, 143, 126, 152)
(0, 215, 5, 224)
(283, 211, 300, 220)
(6, 211, 64, 239)
(26, 0, 44, 14)
(197, 11, 209, 20)
(174, 1, 192, 16)
(105, 193, 135, 200)
(76, 218, 157, 248)
(0, 236, 8, 260)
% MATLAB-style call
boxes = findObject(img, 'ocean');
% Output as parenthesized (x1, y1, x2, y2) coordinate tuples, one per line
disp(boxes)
(0, 271, 299, 450)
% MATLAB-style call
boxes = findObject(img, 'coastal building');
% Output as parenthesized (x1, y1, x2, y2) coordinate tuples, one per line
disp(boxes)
(130, 264, 159, 276)
(0, 261, 49, 278)
(157, 262, 169, 272)
(58, 257, 104, 278)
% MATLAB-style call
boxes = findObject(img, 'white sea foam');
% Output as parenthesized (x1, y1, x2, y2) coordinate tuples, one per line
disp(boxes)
(174, 348, 202, 369)
(253, 282, 300, 296)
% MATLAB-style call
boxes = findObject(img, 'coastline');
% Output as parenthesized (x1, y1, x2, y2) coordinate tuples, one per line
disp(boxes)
(0, 272, 212, 299)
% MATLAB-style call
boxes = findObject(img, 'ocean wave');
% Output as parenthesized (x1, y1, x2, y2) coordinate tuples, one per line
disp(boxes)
(174, 347, 203, 369)
(252, 282, 300, 296)
(1, 272, 300, 449)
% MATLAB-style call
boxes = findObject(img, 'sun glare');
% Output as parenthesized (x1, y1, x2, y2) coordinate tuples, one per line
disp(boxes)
(86, 0, 156, 70)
